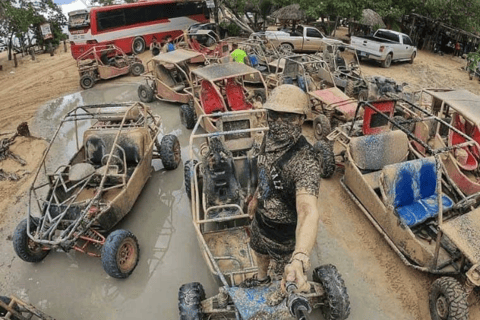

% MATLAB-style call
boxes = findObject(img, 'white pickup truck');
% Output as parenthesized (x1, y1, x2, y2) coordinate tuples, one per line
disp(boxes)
(260, 25, 343, 53)
(350, 29, 417, 68)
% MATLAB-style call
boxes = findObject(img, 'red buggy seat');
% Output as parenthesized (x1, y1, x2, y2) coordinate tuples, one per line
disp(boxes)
(225, 78, 252, 111)
(200, 80, 226, 114)
(448, 114, 477, 171)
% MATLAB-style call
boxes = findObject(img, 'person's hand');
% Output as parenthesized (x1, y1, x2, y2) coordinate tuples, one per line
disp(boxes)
(281, 260, 309, 293)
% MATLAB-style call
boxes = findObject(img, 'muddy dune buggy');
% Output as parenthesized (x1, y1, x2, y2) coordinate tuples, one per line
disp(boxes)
(321, 99, 480, 319)
(0, 295, 55, 320)
(179, 62, 267, 132)
(12, 102, 181, 278)
(266, 54, 358, 141)
(138, 49, 205, 104)
(175, 30, 231, 64)
(77, 44, 145, 90)
(179, 111, 350, 320)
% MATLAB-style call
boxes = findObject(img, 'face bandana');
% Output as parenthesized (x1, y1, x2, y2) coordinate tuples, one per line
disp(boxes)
(266, 119, 302, 152)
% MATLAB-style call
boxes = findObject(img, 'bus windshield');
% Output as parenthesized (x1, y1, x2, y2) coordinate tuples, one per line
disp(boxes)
(68, 10, 90, 31)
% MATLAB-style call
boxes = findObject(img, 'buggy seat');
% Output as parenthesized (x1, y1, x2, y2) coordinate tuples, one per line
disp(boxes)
(83, 128, 148, 166)
(380, 157, 453, 227)
(200, 80, 226, 114)
(448, 114, 478, 171)
(225, 78, 252, 111)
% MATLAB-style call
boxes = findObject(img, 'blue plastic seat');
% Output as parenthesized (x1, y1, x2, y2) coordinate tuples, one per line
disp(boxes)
(381, 157, 453, 227)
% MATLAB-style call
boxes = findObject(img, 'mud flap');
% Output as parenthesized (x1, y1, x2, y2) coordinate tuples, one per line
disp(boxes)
(226, 285, 289, 320)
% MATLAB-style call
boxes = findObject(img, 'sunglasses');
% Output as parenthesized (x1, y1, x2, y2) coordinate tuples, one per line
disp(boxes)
(267, 110, 300, 121)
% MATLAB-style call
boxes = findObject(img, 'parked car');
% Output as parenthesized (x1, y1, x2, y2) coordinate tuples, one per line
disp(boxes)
(350, 29, 417, 68)
(262, 25, 343, 53)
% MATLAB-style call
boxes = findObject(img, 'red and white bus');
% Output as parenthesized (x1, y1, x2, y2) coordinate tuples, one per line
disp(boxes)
(68, 0, 210, 59)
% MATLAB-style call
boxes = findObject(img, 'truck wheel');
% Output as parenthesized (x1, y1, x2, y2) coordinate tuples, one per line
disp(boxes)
(279, 43, 293, 54)
(314, 140, 335, 178)
(313, 264, 351, 320)
(101, 229, 139, 279)
(130, 62, 144, 76)
(184, 160, 198, 199)
(313, 114, 331, 141)
(429, 277, 468, 320)
(409, 51, 416, 64)
(160, 134, 181, 170)
(180, 104, 196, 129)
(381, 54, 392, 68)
(178, 282, 205, 320)
(80, 74, 95, 90)
(132, 37, 146, 54)
(344, 80, 355, 97)
(13, 218, 50, 263)
(138, 84, 154, 103)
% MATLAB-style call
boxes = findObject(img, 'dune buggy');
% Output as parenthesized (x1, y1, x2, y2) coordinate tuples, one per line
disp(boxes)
(321, 99, 480, 320)
(266, 54, 358, 141)
(0, 295, 54, 320)
(138, 49, 205, 104)
(12, 102, 181, 278)
(180, 62, 267, 132)
(77, 44, 145, 90)
(175, 30, 231, 64)
(179, 111, 350, 320)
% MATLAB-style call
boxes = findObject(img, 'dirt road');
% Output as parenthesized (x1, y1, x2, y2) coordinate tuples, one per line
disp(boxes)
(0, 38, 480, 319)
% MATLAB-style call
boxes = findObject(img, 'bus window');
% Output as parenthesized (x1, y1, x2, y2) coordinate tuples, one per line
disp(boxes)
(97, 9, 126, 31)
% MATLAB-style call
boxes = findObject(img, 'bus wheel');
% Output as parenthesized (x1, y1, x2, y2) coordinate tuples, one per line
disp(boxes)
(132, 37, 146, 54)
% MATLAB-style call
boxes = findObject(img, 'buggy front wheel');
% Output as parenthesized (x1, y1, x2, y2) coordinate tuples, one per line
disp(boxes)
(160, 135, 181, 170)
(313, 114, 331, 141)
(101, 229, 139, 279)
(313, 264, 350, 320)
(314, 140, 335, 179)
(130, 62, 145, 76)
(429, 277, 468, 320)
(80, 74, 95, 90)
(180, 104, 196, 129)
(13, 218, 50, 263)
(178, 282, 205, 320)
(138, 84, 154, 103)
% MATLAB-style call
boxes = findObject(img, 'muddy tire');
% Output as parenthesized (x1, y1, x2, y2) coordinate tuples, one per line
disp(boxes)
(80, 74, 95, 90)
(160, 134, 181, 170)
(253, 89, 267, 104)
(313, 264, 351, 320)
(101, 229, 139, 279)
(314, 140, 335, 179)
(313, 114, 331, 141)
(344, 80, 355, 98)
(152, 47, 160, 56)
(279, 43, 294, 54)
(13, 218, 49, 263)
(358, 89, 369, 101)
(410, 51, 416, 64)
(429, 277, 468, 320)
(130, 62, 144, 76)
(138, 84, 154, 103)
(178, 282, 205, 320)
(132, 37, 146, 54)
(381, 54, 392, 68)
(184, 160, 198, 199)
(180, 104, 196, 129)
(0, 296, 20, 319)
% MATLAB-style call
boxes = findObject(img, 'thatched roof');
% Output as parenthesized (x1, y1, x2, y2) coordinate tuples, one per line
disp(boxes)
(359, 9, 386, 28)
(271, 4, 305, 21)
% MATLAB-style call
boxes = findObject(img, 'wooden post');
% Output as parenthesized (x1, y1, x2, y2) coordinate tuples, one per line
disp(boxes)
(13, 53, 17, 68)
(63, 40, 67, 53)
(30, 47, 35, 61)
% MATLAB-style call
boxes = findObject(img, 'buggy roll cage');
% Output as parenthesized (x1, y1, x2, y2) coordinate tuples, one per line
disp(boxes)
(27, 103, 161, 247)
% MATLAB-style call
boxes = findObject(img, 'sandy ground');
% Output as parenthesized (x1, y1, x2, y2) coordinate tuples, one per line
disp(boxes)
(0, 31, 480, 319)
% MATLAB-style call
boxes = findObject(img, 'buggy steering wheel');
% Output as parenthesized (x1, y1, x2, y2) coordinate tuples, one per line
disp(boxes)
(101, 154, 124, 172)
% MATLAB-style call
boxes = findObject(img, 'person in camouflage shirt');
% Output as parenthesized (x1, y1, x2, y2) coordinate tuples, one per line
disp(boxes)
(240, 84, 321, 301)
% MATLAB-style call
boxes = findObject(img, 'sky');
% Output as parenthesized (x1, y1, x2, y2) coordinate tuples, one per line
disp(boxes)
(54, 0, 76, 5)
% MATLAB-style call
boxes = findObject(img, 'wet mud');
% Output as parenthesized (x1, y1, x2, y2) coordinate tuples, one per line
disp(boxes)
(0, 83, 478, 319)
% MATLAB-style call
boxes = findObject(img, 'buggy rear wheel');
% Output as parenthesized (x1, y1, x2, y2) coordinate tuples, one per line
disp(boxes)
(313, 114, 331, 141)
(178, 282, 205, 320)
(13, 218, 50, 263)
(358, 89, 369, 101)
(180, 104, 196, 129)
(101, 229, 139, 279)
(152, 47, 160, 56)
(184, 160, 198, 199)
(160, 135, 181, 170)
(138, 84, 154, 103)
(344, 80, 355, 98)
(313, 264, 350, 320)
(429, 277, 468, 320)
(80, 74, 95, 90)
(132, 37, 146, 54)
(253, 89, 267, 104)
(314, 140, 335, 179)
(130, 62, 145, 76)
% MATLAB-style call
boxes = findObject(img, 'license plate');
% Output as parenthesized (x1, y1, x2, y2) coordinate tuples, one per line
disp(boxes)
(359, 51, 366, 57)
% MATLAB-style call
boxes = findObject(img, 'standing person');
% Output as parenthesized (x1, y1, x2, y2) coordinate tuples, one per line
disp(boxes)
(161, 35, 175, 53)
(240, 84, 321, 304)
(454, 41, 461, 57)
(230, 44, 248, 64)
